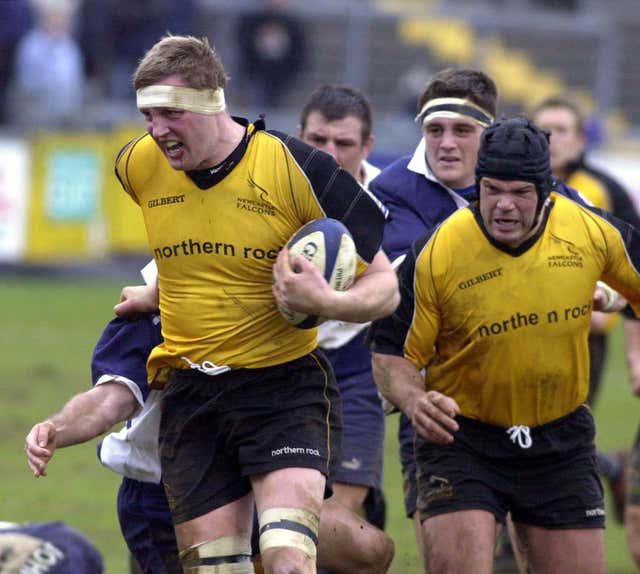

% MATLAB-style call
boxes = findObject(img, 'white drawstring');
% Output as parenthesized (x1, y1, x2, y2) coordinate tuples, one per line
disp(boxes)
(181, 356, 231, 376)
(506, 425, 533, 449)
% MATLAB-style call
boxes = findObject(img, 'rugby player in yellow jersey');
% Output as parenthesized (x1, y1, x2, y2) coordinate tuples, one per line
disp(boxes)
(114, 35, 399, 574)
(370, 117, 640, 574)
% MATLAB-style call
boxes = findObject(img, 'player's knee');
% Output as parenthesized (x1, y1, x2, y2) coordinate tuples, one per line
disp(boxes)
(360, 528, 395, 574)
(179, 536, 254, 573)
(258, 507, 319, 573)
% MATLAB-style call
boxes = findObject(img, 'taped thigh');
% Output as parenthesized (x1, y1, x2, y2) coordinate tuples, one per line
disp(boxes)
(258, 507, 319, 560)
(179, 536, 254, 574)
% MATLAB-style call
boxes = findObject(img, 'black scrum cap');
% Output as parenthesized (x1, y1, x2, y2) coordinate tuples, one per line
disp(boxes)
(476, 117, 552, 202)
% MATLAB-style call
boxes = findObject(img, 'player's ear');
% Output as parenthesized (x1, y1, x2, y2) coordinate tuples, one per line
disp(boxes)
(363, 135, 375, 157)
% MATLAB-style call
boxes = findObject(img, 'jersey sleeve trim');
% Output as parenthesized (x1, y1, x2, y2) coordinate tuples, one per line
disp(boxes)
(114, 133, 148, 200)
(95, 374, 145, 411)
(267, 130, 386, 263)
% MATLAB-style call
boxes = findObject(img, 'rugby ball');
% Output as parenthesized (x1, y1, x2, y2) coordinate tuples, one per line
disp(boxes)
(278, 218, 357, 329)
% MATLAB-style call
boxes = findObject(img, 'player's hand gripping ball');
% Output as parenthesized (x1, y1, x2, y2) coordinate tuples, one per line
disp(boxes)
(278, 218, 357, 328)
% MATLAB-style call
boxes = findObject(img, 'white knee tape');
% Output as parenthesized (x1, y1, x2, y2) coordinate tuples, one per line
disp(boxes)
(179, 536, 254, 573)
(258, 507, 319, 560)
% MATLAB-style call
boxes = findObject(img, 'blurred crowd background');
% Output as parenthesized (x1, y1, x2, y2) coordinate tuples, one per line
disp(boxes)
(2, 0, 640, 267)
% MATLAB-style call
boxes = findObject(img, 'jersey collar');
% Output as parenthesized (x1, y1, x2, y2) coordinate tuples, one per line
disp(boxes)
(187, 117, 265, 189)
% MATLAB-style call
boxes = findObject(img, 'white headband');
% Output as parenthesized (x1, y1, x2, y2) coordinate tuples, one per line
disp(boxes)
(136, 85, 226, 115)
(415, 97, 493, 127)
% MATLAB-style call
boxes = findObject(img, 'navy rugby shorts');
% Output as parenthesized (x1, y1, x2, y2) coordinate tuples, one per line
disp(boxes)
(333, 370, 385, 490)
(415, 405, 605, 529)
(117, 478, 181, 574)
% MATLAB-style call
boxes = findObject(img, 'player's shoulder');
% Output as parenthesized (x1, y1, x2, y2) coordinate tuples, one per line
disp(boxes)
(115, 132, 160, 192)
(429, 202, 474, 234)
(550, 190, 619, 236)
(410, 210, 462, 261)
(115, 132, 155, 168)
(264, 128, 339, 173)
(370, 155, 413, 188)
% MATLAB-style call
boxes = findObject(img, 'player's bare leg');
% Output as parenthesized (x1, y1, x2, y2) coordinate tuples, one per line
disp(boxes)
(330, 482, 368, 515)
(173, 493, 255, 573)
(421, 510, 496, 574)
(413, 512, 426, 568)
(626, 504, 640, 567)
(317, 496, 394, 574)
(516, 523, 605, 574)
(252, 467, 325, 574)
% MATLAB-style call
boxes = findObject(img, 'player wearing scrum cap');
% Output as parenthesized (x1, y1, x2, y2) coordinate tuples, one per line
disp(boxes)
(113, 35, 398, 574)
(370, 117, 640, 574)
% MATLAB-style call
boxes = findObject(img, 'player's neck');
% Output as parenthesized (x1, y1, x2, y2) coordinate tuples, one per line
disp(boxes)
(206, 115, 247, 168)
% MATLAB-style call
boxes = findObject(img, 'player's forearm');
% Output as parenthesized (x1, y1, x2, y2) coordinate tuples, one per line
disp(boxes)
(327, 270, 399, 322)
(46, 386, 136, 447)
(372, 352, 426, 418)
(323, 251, 399, 322)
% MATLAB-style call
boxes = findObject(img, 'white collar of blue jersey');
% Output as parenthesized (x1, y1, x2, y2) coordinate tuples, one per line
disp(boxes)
(407, 137, 469, 209)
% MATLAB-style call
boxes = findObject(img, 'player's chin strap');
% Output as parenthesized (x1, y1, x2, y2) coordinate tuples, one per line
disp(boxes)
(179, 536, 254, 573)
(258, 507, 319, 560)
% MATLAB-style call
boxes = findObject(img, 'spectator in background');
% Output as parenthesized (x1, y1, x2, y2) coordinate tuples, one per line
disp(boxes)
(236, 0, 306, 109)
(106, 0, 195, 99)
(9, 0, 85, 129)
(0, 520, 103, 573)
(0, 0, 33, 125)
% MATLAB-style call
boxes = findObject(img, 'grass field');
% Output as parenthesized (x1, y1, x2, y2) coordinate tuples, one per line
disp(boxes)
(2, 275, 637, 573)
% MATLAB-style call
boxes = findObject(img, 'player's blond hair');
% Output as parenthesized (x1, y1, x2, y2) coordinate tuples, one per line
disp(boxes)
(134, 35, 228, 91)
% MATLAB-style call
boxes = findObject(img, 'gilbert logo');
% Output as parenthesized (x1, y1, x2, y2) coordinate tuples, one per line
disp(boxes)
(148, 194, 185, 209)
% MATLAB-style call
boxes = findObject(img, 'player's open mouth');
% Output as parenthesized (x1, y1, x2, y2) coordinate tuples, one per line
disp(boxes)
(494, 218, 518, 230)
(164, 141, 183, 157)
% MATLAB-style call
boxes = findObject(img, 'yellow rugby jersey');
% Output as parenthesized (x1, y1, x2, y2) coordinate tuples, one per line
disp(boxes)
(370, 192, 640, 427)
(115, 120, 386, 386)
